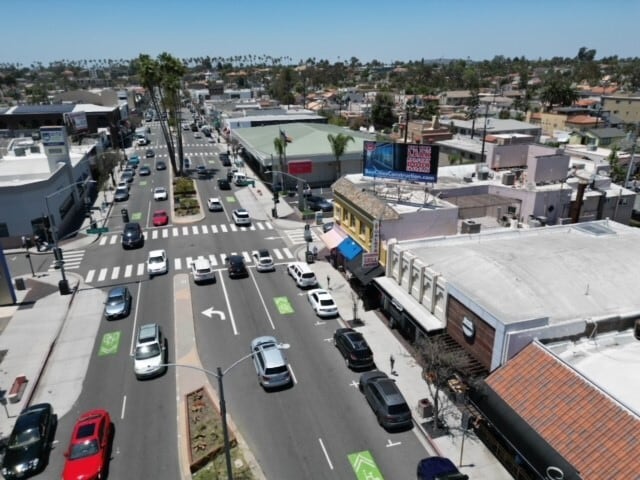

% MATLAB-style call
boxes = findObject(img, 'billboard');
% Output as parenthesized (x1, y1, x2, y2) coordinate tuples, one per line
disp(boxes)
(363, 141, 439, 183)
(63, 111, 88, 134)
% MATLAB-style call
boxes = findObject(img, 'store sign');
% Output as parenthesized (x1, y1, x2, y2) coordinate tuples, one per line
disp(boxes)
(462, 316, 476, 341)
(362, 253, 379, 268)
(371, 220, 380, 254)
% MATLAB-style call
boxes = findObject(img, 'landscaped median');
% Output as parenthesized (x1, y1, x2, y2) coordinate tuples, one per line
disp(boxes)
(174, 177, 201, 216)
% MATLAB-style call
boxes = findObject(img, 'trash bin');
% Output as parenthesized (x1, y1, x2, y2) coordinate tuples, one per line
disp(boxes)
(121, 208, 129, 223)
(418, 398, 433, 418)
(305, 251, 314, 264)
(58, 279, 70, 295)
(272, 208, 278, 218)
(14, 278, 26, 290)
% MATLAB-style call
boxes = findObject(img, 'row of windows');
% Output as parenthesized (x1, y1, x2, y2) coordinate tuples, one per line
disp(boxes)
(340, 205, 371, 242)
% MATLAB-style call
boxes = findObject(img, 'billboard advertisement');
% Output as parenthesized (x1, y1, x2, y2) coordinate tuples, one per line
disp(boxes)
(363, 141, 439, 183)
(63, 111, 88, 134)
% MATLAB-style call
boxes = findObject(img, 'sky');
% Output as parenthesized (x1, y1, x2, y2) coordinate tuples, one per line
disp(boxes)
(2, 0, 639, 66)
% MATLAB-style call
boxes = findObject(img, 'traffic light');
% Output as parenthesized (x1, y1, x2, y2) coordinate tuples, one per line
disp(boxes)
(304, 224, 312, 243)
(53, 247, 64, 262)
(273, 192, 279, 204)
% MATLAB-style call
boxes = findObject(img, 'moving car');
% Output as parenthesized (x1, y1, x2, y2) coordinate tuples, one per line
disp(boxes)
(333, 328, 375, 370)
(114, 187, 129, 202)
(183, 157, 191, 170)
(232, 208, 251, 226)
(156, 161, 167, 171)
(359, 370, 413, 431)
(207, 197, 223, 211)
(147, 249, 167, 276)
(217, 178, 231, 190)
(145, 149, 155, 158)
(133, 323, 167, 379)
(250, 336, 291, 389)
(104, 286, 132, 320)
(417, 457, 469, 480)
(219, 152, 232, 166)
(305, 195, 334, 212)
(139, 165, 151, 176)
(190, 257, 215, 284)
(194, 132, 202, 139)
(253, 249, 275, 272)
(196, 165, 207, 177)
(307, 288, 339, 317)
(62, 409, 112, 480)
(2, 403, 57, 479)
(121, 222, 144, 249)
(126, 155, 140, 168)
(153, 186, 168, 201)
(226, 254, 248, 278)
(152, 210, 169, 226)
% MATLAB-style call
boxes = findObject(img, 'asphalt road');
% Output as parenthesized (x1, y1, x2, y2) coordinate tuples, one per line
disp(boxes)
(19, 115, 429, 479)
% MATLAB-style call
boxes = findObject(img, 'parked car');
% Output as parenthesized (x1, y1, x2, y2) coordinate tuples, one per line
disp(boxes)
(121, 222, 144, 249)
(359, 370, 413, 431)
(2, 403, 57, 479)
(117, 180, 129, 191)
(287, 262, 318, 288)
(114, 187, 129, 202)
(147, 249, 167, 276)
(226, 254, 248, 278)
(217, 178, 231, 190)
(104, 286, 132, 320)
(120, 171, 134, 184)
(139, 165, 151, 176)
(253, 249, 275, 272)
(61, 410, 112, 480)
(219, 152, 232, 166)
(190, 257, 215, 284)
(196, 165, 207, 177)
(417, 457, 469, 480)
(133, 323, 167, 379)
(207, 197, 223, 211)
(307, 288, 339, 317)
(250, 336, 292, 389)
(232, 208, 251, 226)
(153, 186, 168, 201)
(322, 222, 334, 233)
(156, 161, 167, 171)
(333, 328, 375, 370)
(152, 210, 169, 226)
(305, 195, 334, 212)
(183, 157, 191, 170)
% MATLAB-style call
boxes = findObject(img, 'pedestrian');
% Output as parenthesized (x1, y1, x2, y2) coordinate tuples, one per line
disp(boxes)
(390, 354, 395, 374)
(326, 275, 331, 290)
(312, 245, 318, 258)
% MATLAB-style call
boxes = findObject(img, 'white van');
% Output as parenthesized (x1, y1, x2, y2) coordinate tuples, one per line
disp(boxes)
(287, 262, 318, 288)
(233, 170, 247, 186)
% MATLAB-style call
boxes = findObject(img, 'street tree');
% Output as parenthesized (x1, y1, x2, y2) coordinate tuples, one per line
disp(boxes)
(273, 136, 286, 189)
(327, 132, 354, 179)
(371, 92, 395, 131)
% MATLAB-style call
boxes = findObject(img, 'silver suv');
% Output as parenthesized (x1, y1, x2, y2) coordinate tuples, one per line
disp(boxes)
(134, 323, 167, 379)
(250, 336, 291, 390)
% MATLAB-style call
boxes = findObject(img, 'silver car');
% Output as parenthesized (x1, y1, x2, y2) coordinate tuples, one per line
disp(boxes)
(253, 249, 275, 272)
(251, 336, 291, 390)
(104, 286, 132, 320)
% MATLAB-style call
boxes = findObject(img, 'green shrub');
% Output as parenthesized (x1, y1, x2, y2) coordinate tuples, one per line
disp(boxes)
(175, 177, 196, 195)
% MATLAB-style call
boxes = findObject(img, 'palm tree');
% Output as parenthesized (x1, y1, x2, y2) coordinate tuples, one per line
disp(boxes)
(327, 132, 355, 179)
(273, 136, 286, 190)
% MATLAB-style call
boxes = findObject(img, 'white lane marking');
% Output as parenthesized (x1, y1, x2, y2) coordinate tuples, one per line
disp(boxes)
(172, 227, 179, 237)
(265, 222, 273, 229)
(220, 224, 227, 233)
(283, 247, 293, 258)
(85, 270, 95, 283)
(175, 258, 182, 270)
(99, 236, 108, 246)
(256, 223, 265, 230)
(242, 251, 252, 263)
(124, 265, 133, 278)
(289, 365, 298, 384)
(136, 263, 145, 276)
(211, 225, 218, 233)
(110, 236, 118, 245)
(249, 224, 256, 231)
(162, 229, 169, 238)
(182, 226, 189, 236)
(98, 268, 108, 282)
(192, 225, 199, 235)
(201, 225, 208, 234)
(273, 249, 283, 260)
(318, 438, 334, 470)
(209, 255, 218, 266)
(152, 230, 158, 239)
(229, 224, 237, 232)
(111, 267, 120, 280)
(185, 257, 193, 267)
(248, 269, 275, 331)
(217, 274, 238, 336)
(121, 395, 127, 420)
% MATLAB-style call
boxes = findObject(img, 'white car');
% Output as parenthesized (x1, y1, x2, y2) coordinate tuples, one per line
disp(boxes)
(194, 132, 202, 139)
(207, 197, 223, 211)
(153, 187, 168, 201)
(232, 208, 251, 226)
(190, 257, 215, 283)
(147, 249, 167, 276)
(307, 289, 339, 318)
(117, 180, 130, 191)
(133, 323, 167, 379)
(253, 249, 275, 272)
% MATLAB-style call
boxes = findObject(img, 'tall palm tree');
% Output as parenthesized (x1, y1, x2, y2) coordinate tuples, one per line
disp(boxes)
(273, 136, 286, 190)
(327, 132, 355, 179)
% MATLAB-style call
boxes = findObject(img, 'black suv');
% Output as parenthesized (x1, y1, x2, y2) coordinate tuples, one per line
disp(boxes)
(333, 328, 375, 370)
(359, 370, 413, 431)
(226, 254, 248, 278)
(305, 196, 333, 212)
(219, 152, 232, 167)
(122, 222, 144, 249)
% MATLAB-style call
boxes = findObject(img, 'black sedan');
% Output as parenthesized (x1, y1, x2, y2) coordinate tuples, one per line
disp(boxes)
(139, 165, 152, 176)
(305, 195, 334, 212)
(217, 178, 231, 190)
(2, 403, 57, 479)
(226, 254, 248, 278)
(145, 149, 155, 158)
(156, 161, 167, 171)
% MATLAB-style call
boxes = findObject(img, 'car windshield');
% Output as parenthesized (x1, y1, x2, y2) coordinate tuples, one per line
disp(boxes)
(265, 365, 288, 375)
(196, 268, 211, 274)
(149, 257, 164, 264)
(107, 295, 124, 305)
(259, 259, 272, 265)
(135, 343, 161, 360)
(319, 299, 335, 306)
(388, 403, 410, 415)
(9, 427, 40, 448)
(69, 439, 99, 460)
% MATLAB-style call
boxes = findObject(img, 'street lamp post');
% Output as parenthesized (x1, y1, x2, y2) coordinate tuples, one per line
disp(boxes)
(157, 343, 290, 480)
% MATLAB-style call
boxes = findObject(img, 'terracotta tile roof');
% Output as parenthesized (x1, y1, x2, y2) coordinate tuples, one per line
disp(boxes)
(486, 342, 640, 479)
(565, 115, 598, 125)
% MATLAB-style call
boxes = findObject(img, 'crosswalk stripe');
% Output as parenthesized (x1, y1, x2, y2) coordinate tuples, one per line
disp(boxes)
(209, 254, 218, 266)
(182, 226, 189, 236)
(221, 253, 228, 263)
(201, 225, 208, 234)
(192, 226, 199, 235)
(152, 230, 158, 239)
(99, 236, 108, 246)
(185, 257, 193, 266)
(143, 232, 148, 240)
(249, 225, 256, 231)
(124, 265, 133, 278)
(265, 222, 273, 229)
(98, 268, 108, 282)
(175, 258, 182, 270)
(230, 224, 238, 232)
(211, 225, 218, 233)
(162, 229, 169, 238)
(111, 267, 120, 280)
(110, 236, 118, 245)
(273, 248, 283, 260)
(243, 251, 252, 262)
(283, 247, 293, 258)
(86, 270, 95, 283)
(256, 223, 265, 230)
(173, 227, 179, 237)
(136, 263, 145, 276)
(220, 225, 227, 233)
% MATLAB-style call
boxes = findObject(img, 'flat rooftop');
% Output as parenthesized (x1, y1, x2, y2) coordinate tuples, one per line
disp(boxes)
(397, 220, 640, 325)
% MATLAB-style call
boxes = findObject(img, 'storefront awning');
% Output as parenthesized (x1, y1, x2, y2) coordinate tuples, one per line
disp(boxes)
(337, 237, 363, 261)
(320, 227, 347, 250)
(346, 254, 385, 285)
(373, 277, 444, 332)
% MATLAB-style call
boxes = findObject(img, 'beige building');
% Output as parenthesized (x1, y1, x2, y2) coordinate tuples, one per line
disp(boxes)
(602, 94, 640, 124)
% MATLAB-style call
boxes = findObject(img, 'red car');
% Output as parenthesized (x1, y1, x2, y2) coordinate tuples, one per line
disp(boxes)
(62, 409, 112, 480)
(152, 209, 169, 226)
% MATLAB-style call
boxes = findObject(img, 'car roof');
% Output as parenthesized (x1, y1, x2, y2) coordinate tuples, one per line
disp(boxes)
(155, 186, 166, 191)
(14, 404, 49, 430)
(148, 249, 166, 257)
(108, 286, 127, 297)
(310, 288, 331, 298)
(124, 222, 141, 230)
(153, 210, 167, 215)
(258, 248, 270, 256)
(234, 208, 248, 213)
(138, 323, 159, 342)
(208, 197, 221, 202)
(193, 257, 211, 268)
(228, 254, 244, 263)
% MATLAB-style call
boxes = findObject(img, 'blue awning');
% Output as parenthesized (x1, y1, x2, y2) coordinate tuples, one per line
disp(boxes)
(337, 237, 363, 261)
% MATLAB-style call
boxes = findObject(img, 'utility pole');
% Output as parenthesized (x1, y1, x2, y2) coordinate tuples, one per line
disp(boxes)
(624, 124, 639, 188)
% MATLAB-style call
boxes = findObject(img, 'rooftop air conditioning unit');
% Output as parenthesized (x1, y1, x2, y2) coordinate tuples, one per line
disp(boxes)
(478, 170, 489, 180)
(461, 220, 481, 234)
(502, 172, 516, 185)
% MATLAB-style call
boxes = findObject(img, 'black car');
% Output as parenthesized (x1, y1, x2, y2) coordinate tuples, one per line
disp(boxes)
(114, 188, 129, 202)
(145, 149, 155, 158)
(139, 165, 151, 176)
(196, 165, 207, 177)
(226, 254, 248, 278)
(2, 403, 57, 479)
(359, 370, 413, 431)
(305, 196, 333, 212)
(121, 222, 144, 249)
(217, 178, 231, 190)
(334, 328, 375, 370)
(156, 161, 167, 171)
(219, 152, 232, 167)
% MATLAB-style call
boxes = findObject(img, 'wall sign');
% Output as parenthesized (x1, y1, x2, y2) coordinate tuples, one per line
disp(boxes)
(462, 316, 476, 340)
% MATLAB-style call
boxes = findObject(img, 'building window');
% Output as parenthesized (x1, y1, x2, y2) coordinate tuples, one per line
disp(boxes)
(342, 208, 348, 222)
(0, 223, 9, 237)
(359, 222, 367, 237)
(349, 213, 356, 228)
(59, 193, 75, 220)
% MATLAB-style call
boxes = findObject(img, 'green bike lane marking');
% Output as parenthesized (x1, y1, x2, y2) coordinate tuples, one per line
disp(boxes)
(274, 297, 294, 314)
(131, 212, 142, 221)
(98, 331, 121, 356)
(348, 451, 384, 480)
(138, 180, 148, 186)
(225, 196, 237, 203)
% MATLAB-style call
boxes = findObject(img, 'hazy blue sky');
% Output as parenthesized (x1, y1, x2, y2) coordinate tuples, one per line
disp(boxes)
(3, 0, 638, 65)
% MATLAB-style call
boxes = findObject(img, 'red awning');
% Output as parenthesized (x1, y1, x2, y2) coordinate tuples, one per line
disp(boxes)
(321, 227, 347, 250)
